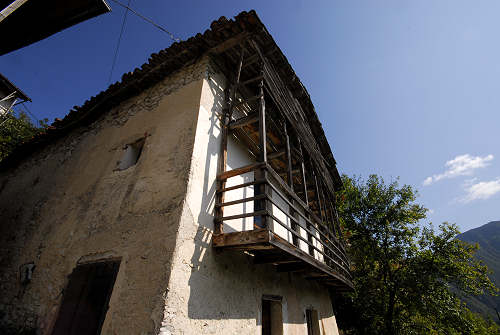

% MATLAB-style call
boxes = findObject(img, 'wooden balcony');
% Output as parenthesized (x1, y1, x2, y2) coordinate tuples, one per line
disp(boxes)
(212, 36, 353, 291)
(212, 163, 353, 291)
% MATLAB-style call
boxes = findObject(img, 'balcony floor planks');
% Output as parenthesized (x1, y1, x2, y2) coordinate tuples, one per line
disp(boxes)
(212, 229, 353, 291)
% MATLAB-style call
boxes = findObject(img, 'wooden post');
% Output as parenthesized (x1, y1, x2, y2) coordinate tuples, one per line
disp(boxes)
(318, 179, 335, 266)
(214, 44, 245, 235)
(298, 140, 309, 206)
(298, 140, 314, 256)
(284, 122, 293, 190)
(214, 88, 230, 235)
(284, 122, 300, 247)
(254, 70, 272, 229)
(313, 171, 325, 224)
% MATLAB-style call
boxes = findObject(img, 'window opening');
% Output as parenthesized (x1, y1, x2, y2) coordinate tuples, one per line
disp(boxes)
(117, 137, 145, 170)
(51, 260, 120, 335)
(262, 295, 283, 335)
(306, 308, 320, 335)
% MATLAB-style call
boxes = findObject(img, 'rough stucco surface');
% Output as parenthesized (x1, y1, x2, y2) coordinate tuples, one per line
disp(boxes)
(160, 69, 340, 335)
(0, 59, 209, 335)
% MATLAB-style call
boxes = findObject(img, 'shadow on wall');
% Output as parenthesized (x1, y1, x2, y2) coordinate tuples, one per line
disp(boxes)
(184, 69, 334, 328)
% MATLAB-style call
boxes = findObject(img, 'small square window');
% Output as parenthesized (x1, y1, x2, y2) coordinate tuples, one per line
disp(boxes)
(117, 138, 145, 170)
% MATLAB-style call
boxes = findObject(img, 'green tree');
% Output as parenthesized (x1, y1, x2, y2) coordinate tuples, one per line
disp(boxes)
(335, 175, 499, 335)
(0, 111, 48, 162)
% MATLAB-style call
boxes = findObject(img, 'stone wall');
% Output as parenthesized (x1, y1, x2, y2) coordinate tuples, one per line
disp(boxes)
(0, 58, 209, 335)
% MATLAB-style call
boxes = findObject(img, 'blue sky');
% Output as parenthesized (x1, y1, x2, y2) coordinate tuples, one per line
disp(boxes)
(1, 1, 499, 232)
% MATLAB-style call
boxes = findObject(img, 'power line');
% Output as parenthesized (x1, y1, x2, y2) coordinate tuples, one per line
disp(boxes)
(108, 0, 180, 42)
(107, 0, 132, 85)
(20, 102, 40, 125)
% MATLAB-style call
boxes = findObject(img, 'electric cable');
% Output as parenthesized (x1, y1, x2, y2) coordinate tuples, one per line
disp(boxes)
(20, 102, 40, 126)
(107, 0, 132, 85)
(108, 0, 180, 42)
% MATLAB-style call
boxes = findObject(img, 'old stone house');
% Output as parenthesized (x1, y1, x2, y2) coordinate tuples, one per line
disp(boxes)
(0, 11, 352, 335)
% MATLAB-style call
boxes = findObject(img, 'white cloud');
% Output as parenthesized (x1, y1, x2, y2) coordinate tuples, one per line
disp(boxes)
(423, 154, 494, 186)
(427, 209, 434, 214)
(461, 178, 500, 203)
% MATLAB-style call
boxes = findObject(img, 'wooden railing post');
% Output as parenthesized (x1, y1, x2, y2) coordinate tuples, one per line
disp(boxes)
(214, 43, 245, 235)
(284, 122, 300, 247)
(254, 67, 272, 230)
(298, 140, 314, 257)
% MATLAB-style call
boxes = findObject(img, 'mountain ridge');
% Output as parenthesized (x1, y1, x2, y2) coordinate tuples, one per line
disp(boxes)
(457, 220, 500, 323)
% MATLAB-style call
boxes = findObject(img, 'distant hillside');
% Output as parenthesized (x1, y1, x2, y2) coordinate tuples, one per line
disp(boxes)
(457, 220, 500, 323)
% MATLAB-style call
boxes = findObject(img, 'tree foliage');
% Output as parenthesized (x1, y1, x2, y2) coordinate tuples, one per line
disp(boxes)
(0, 111, 48, 162)
(335, 175, 499, 335)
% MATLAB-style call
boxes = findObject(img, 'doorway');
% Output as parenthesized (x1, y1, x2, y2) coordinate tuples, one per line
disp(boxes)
(51, 260, 120, 335)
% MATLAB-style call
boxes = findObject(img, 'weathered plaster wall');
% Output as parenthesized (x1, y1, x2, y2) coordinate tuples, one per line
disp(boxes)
(160, 67, 340, 334)
(0, 59, 209, 334)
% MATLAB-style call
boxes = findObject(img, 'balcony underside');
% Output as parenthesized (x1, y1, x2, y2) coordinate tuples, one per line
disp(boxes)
(213, 229, 354, 291)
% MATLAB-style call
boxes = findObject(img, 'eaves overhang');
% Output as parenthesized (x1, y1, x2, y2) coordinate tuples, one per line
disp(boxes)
(0, 10, 342, 190)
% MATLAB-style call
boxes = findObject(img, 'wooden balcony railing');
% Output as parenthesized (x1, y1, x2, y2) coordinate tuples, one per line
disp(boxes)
(213, 162, 353, 290)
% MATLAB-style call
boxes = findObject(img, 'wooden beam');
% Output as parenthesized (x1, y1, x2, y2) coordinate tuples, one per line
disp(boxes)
(228, 113, 258, 130)
(284, 123, 293, 191)
(214, 86, 231, 235)
(216, 179, 265, 194)
(217, 162, 265, 181)
(298, 141, 309, 206)
(254, 69, 272, 229)
(215, 210, 268, 223)
(276, 263, 311, 273)
(233, 94, 263, 110)
(268, 150, 285, 160)
(212, 228, 270, 248)
(304, 273, 330, 280)
(268, 231, 354, 289)
(253, 254, 299, 265)
(238, 75, 263, 87)
(210, 31, 252, 54)
(216, 194, 266, 208)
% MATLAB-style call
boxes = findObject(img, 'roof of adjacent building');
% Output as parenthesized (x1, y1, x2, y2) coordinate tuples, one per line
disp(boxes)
(0, 10, 342, 188)
(0, 72, 31, 102)
(0, 0, 111, 56)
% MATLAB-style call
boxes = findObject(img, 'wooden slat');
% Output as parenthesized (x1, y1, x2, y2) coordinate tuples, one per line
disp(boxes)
(233, 94, 263, 110)
(228, 113, 258, 129)
(266, 168, 348, 265)
(268, 150, 285, 160)
(266, 163, 341, 245)
(266, 163, 308, 209)
(215, 210, 268, 223)
(267, 197, 348, 268)
(216, 179, 264, 194)
(217, 162, 264, 181)
(238, 75, 264, 87)
(216, 194, 266, 208)
(241, 53, 260, 69)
